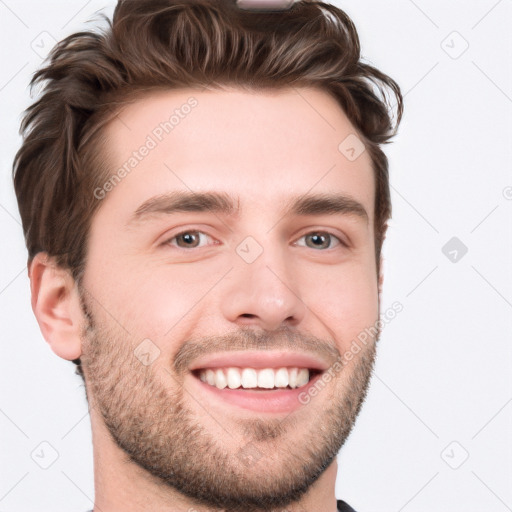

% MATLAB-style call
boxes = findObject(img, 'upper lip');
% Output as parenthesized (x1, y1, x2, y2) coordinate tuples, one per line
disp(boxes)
(188, 351, 330, 372)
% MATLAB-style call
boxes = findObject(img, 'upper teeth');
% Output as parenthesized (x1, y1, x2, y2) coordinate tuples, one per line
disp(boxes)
(198, 367, 311, 390)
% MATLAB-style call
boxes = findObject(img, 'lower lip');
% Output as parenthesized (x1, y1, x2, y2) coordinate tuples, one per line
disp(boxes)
(190, 371, 323, 414)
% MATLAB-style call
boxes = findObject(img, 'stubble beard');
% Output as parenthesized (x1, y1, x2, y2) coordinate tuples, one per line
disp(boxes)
(79, 291, 377, 512)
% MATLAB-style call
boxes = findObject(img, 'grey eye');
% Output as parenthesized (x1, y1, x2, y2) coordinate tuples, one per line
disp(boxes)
(297, 232, 341, 250)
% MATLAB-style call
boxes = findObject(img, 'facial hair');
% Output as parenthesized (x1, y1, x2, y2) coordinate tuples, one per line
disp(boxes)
(78, 287, 378, 512)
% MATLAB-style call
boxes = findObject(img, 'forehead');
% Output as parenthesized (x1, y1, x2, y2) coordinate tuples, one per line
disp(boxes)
(98, 86, 375, 224)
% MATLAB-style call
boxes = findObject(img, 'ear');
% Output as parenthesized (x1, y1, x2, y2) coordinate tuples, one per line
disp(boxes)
(29, 252, 84, 361)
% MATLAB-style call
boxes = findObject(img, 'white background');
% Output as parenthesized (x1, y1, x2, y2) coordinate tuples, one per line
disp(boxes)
(0, 1, 511, 511)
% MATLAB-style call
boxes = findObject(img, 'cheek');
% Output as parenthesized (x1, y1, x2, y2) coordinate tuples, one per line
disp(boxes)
(303, 262, 379, 348)
(101, 260, 227, 339)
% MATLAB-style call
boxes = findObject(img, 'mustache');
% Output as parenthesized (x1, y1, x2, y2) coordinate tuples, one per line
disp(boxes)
(173, 325, 341, 376)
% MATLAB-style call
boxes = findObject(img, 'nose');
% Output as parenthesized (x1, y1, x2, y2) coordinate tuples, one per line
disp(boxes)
(220, 242, 307, 332)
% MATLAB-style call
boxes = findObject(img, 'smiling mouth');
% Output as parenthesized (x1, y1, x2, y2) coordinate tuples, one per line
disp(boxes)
(191, 367, 322, 391)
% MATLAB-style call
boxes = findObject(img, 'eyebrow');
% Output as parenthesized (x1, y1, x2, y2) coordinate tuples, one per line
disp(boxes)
(126, 190, 368, 227)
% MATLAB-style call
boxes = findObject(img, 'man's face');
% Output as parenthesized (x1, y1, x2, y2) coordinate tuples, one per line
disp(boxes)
(79, 87, 380, 510)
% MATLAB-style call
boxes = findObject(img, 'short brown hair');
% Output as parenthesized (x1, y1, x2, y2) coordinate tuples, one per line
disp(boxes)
(12, 0, 402, 373)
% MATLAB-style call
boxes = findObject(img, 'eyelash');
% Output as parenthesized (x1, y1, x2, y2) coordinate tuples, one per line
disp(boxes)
(162, 229, 348, 251)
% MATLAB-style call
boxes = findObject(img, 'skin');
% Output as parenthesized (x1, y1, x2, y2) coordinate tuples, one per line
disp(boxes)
(30, 86, 384, 512)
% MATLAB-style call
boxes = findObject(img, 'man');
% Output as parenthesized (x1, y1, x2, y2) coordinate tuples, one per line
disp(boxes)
(13, 0, 402, 510)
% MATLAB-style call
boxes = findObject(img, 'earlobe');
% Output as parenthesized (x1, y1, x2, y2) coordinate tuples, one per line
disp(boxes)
(29, 252, 84, 361)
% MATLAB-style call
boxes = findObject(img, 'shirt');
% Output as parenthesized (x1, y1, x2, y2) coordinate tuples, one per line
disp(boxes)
(337, 498, 357, 511)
